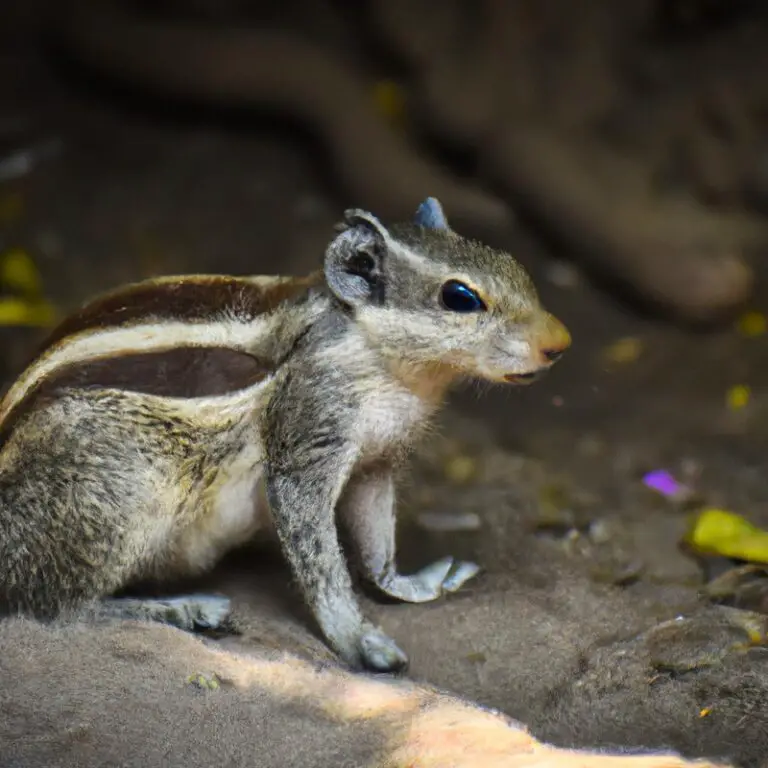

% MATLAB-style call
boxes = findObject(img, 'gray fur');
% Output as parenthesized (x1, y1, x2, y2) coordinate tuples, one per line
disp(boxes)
(0, 198, 570, 672)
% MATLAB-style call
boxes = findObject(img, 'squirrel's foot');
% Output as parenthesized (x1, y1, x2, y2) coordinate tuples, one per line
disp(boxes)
(374, 556, 481, 603)
(348, 623, 409, 673)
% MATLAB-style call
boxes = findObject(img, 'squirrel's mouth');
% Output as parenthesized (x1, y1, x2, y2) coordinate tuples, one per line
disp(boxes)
(504, 371, 543, 385)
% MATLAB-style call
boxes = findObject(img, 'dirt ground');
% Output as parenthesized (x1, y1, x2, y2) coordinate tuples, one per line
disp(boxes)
(3, 4, 768, 768)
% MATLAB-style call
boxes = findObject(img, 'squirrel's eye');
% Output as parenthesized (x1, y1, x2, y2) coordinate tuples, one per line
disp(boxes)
(440, 280, 486, 312)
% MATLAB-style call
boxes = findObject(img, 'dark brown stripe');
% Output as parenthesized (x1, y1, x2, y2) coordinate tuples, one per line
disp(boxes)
(0, 346, 272, 448)
(39, 272, 323, 353)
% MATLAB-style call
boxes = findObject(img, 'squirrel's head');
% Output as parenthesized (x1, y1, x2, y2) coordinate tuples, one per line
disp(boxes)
(324, 198, 570, 385)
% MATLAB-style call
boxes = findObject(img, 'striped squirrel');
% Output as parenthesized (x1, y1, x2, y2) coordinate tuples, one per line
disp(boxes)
(0, 198, 570, 672)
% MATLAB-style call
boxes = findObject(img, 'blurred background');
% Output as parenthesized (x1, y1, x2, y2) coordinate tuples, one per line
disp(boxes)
(5, 3, 768, 762)
(3, 1, 768, 458)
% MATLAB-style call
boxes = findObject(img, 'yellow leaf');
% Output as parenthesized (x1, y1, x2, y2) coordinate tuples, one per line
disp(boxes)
(443, 455, 477, 484)
(685, 507, 768, 564)
(726, 385, 750, 411)
(737, 311, 767, 338)
(0, 297, 56, 327)
(372, 80, 407, 129)
(0, 248, 43, 297)
(603, 337, 643, 365)
(0, 193, 24, 224)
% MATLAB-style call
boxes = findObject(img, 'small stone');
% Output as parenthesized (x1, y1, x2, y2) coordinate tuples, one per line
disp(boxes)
(588, 519, 612, 545)
(546, 260, 581, 288)
(416, 511, 482, 533)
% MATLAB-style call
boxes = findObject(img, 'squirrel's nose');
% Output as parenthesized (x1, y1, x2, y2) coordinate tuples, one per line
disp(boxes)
(537, 313, 571, 366)
(543, 347, 564, 363)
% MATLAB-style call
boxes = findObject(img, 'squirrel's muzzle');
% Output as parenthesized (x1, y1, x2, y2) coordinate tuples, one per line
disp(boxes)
(503, 312, 571, 385)
(535, 313, 571, 368)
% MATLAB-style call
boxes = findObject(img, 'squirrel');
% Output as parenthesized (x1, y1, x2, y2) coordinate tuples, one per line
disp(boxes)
(0, 197, 570, 672)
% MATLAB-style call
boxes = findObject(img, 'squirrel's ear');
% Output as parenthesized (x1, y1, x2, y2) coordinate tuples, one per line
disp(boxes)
(324, 209, 390, 307)
(414, 197, 450, 231)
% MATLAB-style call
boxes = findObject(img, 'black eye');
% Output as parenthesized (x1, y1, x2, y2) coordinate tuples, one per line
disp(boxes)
(347, 251, 376, 277)
(440, 280, 486, 312)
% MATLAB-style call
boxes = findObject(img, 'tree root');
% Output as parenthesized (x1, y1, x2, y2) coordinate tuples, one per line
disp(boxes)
(53, 0, 513, 242)
(50, 0, 767, 324)
(368, 0, 763, 324)
(482, 128, 759, 322)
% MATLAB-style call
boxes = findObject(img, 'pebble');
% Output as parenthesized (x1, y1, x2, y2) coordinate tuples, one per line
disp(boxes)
(416, 511, 482, 533)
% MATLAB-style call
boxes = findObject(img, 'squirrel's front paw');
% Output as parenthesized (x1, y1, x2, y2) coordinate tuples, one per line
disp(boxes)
(375, 556, 481, 603)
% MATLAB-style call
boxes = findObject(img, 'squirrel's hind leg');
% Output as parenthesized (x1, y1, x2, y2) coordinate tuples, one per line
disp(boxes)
(95, 594, 233, 632)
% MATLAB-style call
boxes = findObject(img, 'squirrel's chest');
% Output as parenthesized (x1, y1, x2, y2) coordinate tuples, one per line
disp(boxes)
(354, 387, 433, 455)
(173, 437, 268, 572)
